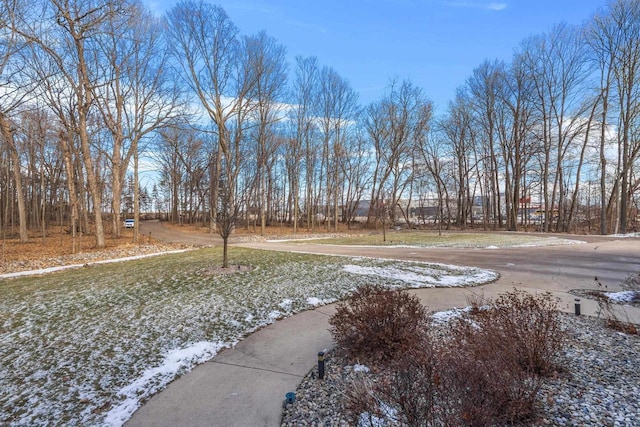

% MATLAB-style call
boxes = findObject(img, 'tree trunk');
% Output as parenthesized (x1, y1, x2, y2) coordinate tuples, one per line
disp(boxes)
(78, 120, 106, 248)
(2, 117, 28, 243)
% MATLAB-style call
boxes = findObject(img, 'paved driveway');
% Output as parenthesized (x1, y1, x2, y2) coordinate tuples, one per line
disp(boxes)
(238, 234, 639, 292)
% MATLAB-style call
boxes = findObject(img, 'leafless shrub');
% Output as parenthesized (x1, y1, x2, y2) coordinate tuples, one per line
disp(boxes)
(594, 277, 639, 335)
(486, 289, 566, 376)
(621, 271, 640, 292)
(442, 315, 545, 425)
(465, 290, 489, 315)
(329, 284, 428, 364)
(344, 336, 441, 427)
(374, 340, 440, 425)
(339, 289, 568, 426)
(343, 377, 388, 426)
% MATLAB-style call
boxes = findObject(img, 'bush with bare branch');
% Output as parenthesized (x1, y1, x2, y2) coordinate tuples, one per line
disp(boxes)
(481, 289, 566, 375)
(329, 284, 428, 364)
(343, 289, 567, 426)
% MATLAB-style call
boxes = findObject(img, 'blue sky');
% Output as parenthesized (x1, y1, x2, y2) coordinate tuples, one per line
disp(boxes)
(149, 0, 607, 113)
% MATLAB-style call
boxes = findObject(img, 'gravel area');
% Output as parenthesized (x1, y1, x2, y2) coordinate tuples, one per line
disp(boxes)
(281, 314, 639, 426)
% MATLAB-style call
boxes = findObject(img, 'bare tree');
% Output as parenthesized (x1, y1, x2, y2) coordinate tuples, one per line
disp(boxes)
(20, 0, 132, 248)
(290, 56, 320, 231)
(167, 1, 260, 267)
(439, 89, 477, 228)
(467, 60, 504, 229)
(245, 31, 287, 235)
(0, 0, 30, 242)
(340, 125, 371, 227)
(496, 54, 536, 231)
(521, 24, 592, 231)
(590, 0, 640, 234)
(94, 2, 179, 241)
(416, 132, 452, 235)
(316, 66, 359, 232)
(366, 79, 432, 228)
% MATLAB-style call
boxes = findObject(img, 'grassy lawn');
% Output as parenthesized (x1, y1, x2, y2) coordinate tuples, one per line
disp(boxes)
(0, 247, 496, 426)
(279, 230, 584, 247)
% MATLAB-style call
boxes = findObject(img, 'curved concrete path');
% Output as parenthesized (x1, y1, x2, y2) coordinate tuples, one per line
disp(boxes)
(128, 224, 640, 427)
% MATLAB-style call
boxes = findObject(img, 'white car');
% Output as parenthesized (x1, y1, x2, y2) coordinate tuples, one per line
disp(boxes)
(124, 219, 135, 228)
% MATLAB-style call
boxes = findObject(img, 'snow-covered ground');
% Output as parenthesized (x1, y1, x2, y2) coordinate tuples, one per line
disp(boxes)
(0, 248, 497, 426)
(343, 260, 498, 287)
(610, 232, 640, 238)
(606, 290, 639, 303)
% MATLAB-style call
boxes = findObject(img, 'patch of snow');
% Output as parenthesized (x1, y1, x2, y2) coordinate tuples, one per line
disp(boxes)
(268, 310, 283, 322)
(342, 263, 498, 288)
(266, 236, 337, 242)
(103, 341, 225, 427)
(279, 299, 293, 311)
(610, 232, 640, 238)
(514, 238, 586, 247)
(486, 245, 499, 249)
(605, 291, 637, 303)
(431, 307, 472, 324)
(306, 297, 324, 306)
(359, 402, 398, 427)
(352, 364, 370, 373)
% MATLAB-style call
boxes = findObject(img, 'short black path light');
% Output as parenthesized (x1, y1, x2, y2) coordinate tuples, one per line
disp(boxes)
(318, 351, 325, 380)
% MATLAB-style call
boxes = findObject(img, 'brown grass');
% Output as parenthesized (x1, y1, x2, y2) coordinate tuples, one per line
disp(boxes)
(161, 220, 367, 237)
(1, 226, 156, 264)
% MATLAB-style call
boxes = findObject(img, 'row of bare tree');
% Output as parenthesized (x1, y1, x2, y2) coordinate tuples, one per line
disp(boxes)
(2, 0, 640, 262)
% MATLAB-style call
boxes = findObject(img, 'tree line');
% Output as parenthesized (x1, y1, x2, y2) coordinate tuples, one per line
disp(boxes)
(1, 0, 639, 262)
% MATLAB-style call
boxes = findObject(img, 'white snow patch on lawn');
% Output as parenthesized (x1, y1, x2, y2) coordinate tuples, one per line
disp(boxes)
(610, 232, 640, 238)
(605, 291, 638, 303)
(430, 306, 491, 325)
(268, 310, 283, 322)
(342, 262, 498, 288)
(267, 236, 337, 242)
(279, 299, 293, 311)
(103, 341, 225, 426)
(306, 297, 326, 306)
(514, 238, 585, 247)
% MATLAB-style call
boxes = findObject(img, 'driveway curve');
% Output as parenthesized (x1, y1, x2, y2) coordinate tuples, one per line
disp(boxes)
(239, 234, 640, 294)
(129, 223, 640, 427)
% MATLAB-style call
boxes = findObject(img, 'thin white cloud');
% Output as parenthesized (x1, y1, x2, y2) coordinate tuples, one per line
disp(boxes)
(486, 2, 508, 10)
(445, 1, 508, 11)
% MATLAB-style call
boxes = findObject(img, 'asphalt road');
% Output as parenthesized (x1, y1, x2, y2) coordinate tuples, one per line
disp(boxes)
(141, 220, 640, 293)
